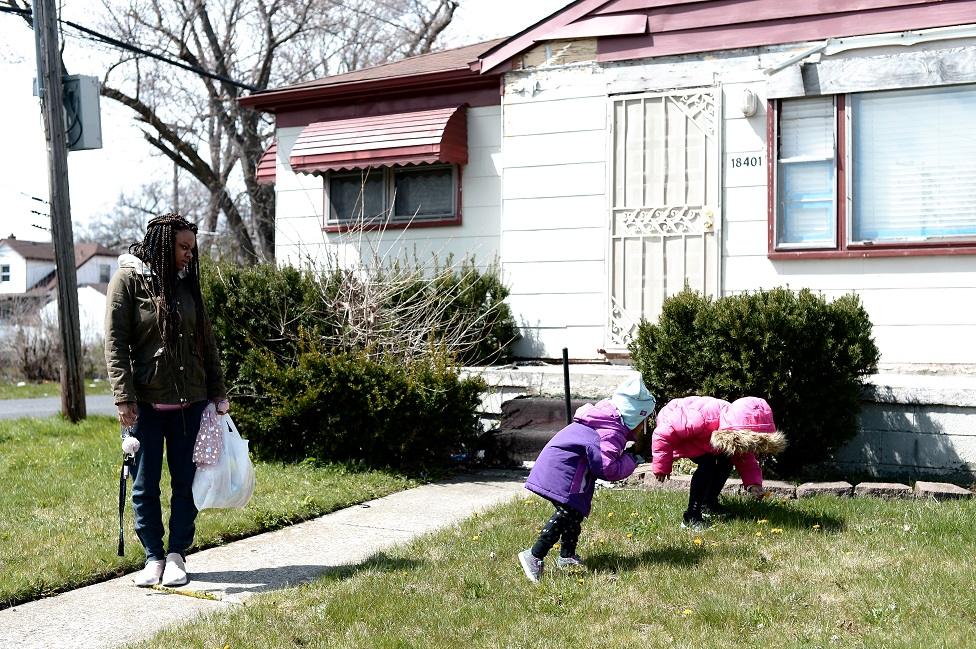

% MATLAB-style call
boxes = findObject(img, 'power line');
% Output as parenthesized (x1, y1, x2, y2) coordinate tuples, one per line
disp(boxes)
(0, 4, 258, 92)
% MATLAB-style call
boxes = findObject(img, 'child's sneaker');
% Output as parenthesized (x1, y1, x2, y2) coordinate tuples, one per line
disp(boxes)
(518, 549, 543, 583)
(556, 555, 584, 569)
(681, 510, 710, 531)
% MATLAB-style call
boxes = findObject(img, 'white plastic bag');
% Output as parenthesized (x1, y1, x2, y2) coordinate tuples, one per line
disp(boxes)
(192, 414, 256, 510)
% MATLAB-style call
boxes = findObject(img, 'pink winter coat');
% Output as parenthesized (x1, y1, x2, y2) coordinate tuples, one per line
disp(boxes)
(650, 396, 764, 487)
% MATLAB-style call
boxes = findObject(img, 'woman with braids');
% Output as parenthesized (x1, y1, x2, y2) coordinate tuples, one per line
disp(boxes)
(105, 213, 229, 587)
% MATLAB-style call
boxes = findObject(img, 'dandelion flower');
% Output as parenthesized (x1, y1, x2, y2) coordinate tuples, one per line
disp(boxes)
(693, 537, 703, 546)
(607, 512, 615, 518)
(755, 531, 763, 537)
(626, 533, 634, 539)
(471, 535, 480, 541)
(682, 609, 693, 616)
(577, 578, 585, 585)
(757, 519, 769, 524)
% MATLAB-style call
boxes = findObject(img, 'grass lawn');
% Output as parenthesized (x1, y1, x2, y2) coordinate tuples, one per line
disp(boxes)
(0, 378, 114, 400)
(139, 488, 976, 649)
(0, 416, 417, 608)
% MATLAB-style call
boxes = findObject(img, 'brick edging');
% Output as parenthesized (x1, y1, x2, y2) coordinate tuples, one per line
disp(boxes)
(623, 467, 974, 501)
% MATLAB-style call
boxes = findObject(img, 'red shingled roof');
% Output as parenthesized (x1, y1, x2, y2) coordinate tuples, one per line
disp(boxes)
(2, 238, 56, 262)
(1, 239, 117, 265)
(240, 39, 506, 112)
(279, 39, 504, 92)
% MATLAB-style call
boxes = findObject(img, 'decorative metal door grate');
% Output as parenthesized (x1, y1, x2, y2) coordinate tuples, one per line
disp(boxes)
(608, 89, 720, 348)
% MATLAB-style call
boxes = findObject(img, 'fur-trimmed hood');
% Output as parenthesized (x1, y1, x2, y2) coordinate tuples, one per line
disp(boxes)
(711, 428, 787, 456)
(710, 396, 786, 456)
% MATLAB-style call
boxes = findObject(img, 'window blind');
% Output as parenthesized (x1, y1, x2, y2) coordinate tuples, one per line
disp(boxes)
(852, 86, 976, 242)
(777, 97, 836, 246)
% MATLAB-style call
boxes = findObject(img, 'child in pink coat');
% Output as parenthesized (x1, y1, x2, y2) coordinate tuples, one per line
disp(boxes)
(651, 396, 786, 529)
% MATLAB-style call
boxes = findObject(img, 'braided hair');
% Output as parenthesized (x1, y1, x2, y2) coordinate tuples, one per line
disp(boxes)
(129, 213, 209, 352)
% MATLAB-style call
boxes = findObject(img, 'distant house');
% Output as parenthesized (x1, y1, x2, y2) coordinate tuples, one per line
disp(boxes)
(242, 1, 976, 374)
(0, 237, 118, 342)
(0, 238, 58, 295)
(0, 238, 117, 295)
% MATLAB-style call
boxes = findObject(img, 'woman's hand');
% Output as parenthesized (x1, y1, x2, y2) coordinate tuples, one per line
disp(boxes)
(654, 472, 670, 482)
(117, 402, 138, 427)
(215, 398, 230, 415)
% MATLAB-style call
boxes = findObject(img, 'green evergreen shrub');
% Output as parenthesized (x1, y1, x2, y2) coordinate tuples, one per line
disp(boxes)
(200, 260, 328, 384)
(201, 259, 515, 469)
(232, 345, 486, 468)
(630, 288, 880, 476)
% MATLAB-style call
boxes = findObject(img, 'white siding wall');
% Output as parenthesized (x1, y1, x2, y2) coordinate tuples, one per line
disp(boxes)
(0, 246, 28, 294)
(273, 105, 503, 273)
(25, 260, 54, 291)
(502, 68, 609, 358)
(0, 254, 55, 294)
(76, 255, 117, 285)
(500, 43, 976, 367)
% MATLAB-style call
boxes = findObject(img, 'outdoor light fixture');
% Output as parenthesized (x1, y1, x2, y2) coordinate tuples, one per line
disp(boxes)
(740, 88, 759, 117)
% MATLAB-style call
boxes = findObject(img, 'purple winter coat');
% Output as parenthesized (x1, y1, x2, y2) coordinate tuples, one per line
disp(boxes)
(524, 400, 638, 516)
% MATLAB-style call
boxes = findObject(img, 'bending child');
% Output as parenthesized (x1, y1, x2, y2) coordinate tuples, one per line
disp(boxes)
(651, 396, 786, 530)
(518, 375, 655, 583)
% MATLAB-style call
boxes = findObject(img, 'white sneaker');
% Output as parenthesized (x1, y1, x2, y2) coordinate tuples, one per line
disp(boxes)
(132, 559, 165, 587)
(556, 555, 584, 569)
(518, 549, 543, 583)
(161, 552, 188, 587)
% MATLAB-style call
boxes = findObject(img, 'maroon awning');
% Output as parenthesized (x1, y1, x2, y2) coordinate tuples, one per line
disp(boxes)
(256, 140, 276, 185)
(289, 105, 467, 174)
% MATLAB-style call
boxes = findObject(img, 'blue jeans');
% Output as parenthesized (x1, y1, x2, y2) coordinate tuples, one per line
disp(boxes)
(131, 401, 206, 562)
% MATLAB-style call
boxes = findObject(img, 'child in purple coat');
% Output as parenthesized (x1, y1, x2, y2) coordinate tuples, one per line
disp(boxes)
(517, 375, 655, 583)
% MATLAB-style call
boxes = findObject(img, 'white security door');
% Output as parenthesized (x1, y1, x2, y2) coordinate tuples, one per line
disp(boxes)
(607, 88, 720, 349)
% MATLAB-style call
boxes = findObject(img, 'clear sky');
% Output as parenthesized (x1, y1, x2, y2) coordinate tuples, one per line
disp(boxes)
(0, 0, 570, 242)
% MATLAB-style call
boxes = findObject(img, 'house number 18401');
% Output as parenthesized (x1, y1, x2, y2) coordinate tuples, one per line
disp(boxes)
(730, 155, 763, 168)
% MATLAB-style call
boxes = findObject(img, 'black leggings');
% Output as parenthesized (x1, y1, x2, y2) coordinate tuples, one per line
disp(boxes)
(687, 453, 734, 514)
(531, 504, 585, 560)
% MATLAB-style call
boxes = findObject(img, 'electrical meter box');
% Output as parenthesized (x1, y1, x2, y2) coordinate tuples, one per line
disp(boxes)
(62, 75, 103, 151)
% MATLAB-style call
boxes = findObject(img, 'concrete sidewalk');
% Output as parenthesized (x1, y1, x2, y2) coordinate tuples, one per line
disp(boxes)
(0, 470, 528, 649)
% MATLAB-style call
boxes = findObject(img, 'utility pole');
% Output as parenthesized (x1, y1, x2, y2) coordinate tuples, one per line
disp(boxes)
(34, 0, 86, 422)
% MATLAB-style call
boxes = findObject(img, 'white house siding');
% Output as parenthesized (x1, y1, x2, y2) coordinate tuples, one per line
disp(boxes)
(76, 255, 118, 286)
(501, 67, 610, 358)
(273, 105, 503, 275)
(0, 245, 27, 294)
(499, 40, 976, 368)
(0, 244, 55, 294)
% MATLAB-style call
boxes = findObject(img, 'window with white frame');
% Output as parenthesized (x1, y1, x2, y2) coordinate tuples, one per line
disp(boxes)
(775, 84, 976, 252)
(326, 164, 459, 226)
(0, 264, 9, 282)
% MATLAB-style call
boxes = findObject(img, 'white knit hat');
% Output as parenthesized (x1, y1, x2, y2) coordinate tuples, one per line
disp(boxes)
(610, 374, 656, 430)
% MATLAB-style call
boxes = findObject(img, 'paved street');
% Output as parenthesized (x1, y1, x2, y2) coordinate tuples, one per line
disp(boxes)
(0, 394, 116, 419)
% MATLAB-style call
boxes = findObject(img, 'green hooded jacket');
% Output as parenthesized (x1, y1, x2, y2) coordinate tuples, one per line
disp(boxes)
(104, 254, 226, 406)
